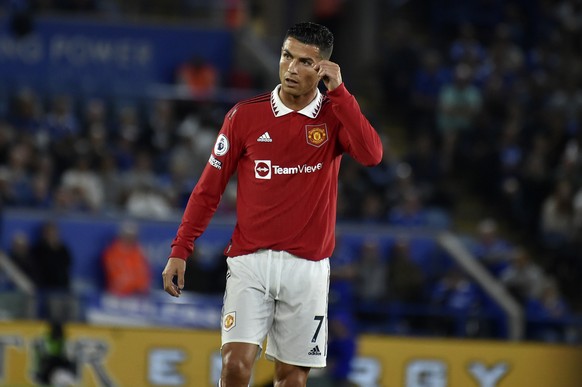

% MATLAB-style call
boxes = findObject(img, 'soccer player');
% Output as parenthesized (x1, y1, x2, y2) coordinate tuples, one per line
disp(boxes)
(162, 22, 383, 386)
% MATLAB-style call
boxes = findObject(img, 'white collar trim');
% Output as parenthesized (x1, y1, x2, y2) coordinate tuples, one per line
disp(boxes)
(270, 85, 323, 118)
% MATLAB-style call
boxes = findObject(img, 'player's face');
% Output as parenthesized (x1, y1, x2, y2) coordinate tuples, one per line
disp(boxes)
(279, 37, 321, 98)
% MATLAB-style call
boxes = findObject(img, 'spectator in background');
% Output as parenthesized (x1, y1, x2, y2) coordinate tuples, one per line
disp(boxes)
(436, 62, 483, 174)
(166, 148, 198, 209)
(33, 321, 77, 386)
(469, 218, 513, 275)
(8, 231, 38, 286)
(546, 79, 582, 130)
(82, 98, 108, 136)
(386, 238, 428, 334)
(540, 179, 575, 249)
(548, 224, 582, 314)
(33, 221, 72, 291)
(387, 189, 428, 227)
(0, 122, 14, 165)
(43, 94, 80, 142)
(498, 119, 524, 191)
(52, 184, 91, 213)
(85, 125, 111, 169)
(122, 151, 173, 219)
(362, 133, 397, 196)
(403, 131, 451, 210)
(410, 49, 450, 132)
(96, 154, 123, 211)
(176, 56, 219, 95)
(526, 279, 571, 343)
(448, 23, 486, 66)
(125, 181, 173, 219)
(380, 20, 419, 122)
(7, 88, 42, 136)
(326, 310, 357, 387)
(1, 142, 35, 206)
(555, 0, 582, 34)
(329, 234, 358, 310)
(385, 161, 417, 206)
(171, 112, 219, 184)
(540, 110, 570, 168)
(338, 158, 369, 220)
(33, 153, 57, 189)
(142, 99, 177, 163)
(574, 183, 582, 231)
(327, 235, 358, 386)
(484, 23, 524, 81)
(0, 163, 21, 208)
(111, 105, 140, 171)
(29, 173, 53, 209)
(182, 246, 227, 295)
(386, 238, 425, 304)
(360, 193, 386, 224)
(499, 247, 545, 304)
(32, 221, 75, 321)
(59, 155, 104, 212)
(121, 150, 159, 196)
(354, 239, 387, 303)
(116, 104, 141, 143)
(430, 268, 481, 337)
(102, 221, 151, 296)
(518, 132, 554, 235)
(556, 134, 582, 188)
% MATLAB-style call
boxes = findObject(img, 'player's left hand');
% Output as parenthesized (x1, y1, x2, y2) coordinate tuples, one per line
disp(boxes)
(314, 60, 342, 91)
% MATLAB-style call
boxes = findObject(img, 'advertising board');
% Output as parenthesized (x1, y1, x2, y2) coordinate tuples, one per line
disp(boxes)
(1, 322, 581, 386)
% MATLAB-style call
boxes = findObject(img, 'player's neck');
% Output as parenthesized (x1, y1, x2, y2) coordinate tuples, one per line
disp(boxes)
(279, 88, 317, 112)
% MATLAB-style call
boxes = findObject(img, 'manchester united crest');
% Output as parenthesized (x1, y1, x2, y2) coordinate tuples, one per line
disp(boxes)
(305, 124, 328, 148)
(223, 312, 236, 331)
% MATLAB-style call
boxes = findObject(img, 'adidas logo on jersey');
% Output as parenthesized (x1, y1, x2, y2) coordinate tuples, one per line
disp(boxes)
(257, 132, 273, 142)
(308, 345, 321, 356)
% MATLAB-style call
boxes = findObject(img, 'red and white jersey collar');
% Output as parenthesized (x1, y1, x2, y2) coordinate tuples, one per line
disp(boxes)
(270, 85, 323, 119)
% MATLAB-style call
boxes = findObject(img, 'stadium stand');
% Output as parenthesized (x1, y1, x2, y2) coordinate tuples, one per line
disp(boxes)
(0, 0, 581, 347)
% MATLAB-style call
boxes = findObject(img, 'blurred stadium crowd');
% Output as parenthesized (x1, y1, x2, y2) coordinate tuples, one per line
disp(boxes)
(375, 0, 582, 331)
(0, 0, 581, 347)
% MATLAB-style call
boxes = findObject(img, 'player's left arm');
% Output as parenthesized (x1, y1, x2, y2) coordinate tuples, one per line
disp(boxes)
(316, 60, 383, 166)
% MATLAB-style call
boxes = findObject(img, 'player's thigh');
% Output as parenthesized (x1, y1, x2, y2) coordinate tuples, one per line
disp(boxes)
(266, 257, 330, 367)
(221, 255, 274, 347)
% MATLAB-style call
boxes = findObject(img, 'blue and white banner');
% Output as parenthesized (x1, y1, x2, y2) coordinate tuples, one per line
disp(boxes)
(0, 16, 233, 94)
(84, 291, 223, 329)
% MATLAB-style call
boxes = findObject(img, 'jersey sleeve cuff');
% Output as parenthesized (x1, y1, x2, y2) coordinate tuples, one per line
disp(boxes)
(169, 245, 191, 260)
(326, 83, 349, 101)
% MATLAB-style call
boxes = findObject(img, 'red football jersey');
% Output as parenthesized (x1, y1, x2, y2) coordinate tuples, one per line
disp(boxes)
(170, 83, 383, 261)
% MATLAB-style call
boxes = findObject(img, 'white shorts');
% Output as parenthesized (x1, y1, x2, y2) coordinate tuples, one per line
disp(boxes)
(221, 249, 330, 368)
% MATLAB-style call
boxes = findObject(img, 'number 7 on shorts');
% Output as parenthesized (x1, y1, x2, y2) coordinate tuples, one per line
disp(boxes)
(311, 315, 324, 343)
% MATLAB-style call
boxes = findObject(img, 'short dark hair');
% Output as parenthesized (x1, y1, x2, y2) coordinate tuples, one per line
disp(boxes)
(284, 22, 334, 59)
